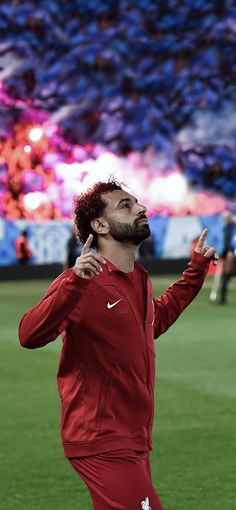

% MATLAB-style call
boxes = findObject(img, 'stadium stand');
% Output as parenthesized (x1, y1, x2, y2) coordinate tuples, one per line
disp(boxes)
(0, 0, 235, 221)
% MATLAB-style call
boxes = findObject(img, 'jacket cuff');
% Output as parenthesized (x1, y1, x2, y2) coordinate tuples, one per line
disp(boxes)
(65, 269, 92, 289)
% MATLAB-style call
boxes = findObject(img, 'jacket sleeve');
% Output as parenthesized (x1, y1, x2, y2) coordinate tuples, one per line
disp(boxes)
(153, 252, 210, 339)
(18, 269, 90, 349)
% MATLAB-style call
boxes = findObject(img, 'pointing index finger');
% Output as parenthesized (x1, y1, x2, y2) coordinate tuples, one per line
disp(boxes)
(196, 228, 208, 250)
(82, 234, 93, 255)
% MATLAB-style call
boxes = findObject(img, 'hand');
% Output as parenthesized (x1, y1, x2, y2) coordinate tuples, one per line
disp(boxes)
(195, 228, 219, 266)
(74, 234, 106, 279)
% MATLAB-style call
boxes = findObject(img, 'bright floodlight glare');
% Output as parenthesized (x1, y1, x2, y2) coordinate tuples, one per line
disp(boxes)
(24, 145, 32, 153)
(23, 192, 48, 210)
(149, 171, 188, 206)
(29, 127, 43, 142)
(166, 172, 188, 203)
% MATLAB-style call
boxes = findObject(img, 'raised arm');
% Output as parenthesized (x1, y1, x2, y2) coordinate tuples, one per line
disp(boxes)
(153, 229, 219, 338)
(19, 234, 106, 349)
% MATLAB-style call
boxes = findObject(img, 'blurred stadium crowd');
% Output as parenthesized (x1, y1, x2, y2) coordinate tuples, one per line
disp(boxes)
(0, 0, 235, 219)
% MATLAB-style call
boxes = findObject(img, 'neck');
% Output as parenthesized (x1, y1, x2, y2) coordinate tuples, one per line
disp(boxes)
(98, 241, 137, 273)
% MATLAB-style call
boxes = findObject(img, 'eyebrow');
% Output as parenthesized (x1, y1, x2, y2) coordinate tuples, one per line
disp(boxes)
(116, 197, 137, 208)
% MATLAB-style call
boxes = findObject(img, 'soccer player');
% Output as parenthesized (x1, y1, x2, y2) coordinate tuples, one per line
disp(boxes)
(18, 180, 218, 510)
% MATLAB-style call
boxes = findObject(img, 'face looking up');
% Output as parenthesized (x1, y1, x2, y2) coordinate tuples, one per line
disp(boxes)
(100, 190, 150, 245)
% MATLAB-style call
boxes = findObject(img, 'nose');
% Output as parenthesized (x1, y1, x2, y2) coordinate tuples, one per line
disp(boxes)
(137, 203, 147, 216)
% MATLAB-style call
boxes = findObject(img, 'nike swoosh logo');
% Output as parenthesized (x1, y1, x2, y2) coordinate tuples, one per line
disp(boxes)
(107, 299, 122, 309)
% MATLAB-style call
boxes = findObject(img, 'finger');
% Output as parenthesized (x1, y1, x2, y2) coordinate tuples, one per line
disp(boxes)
(213, 253, 220, 266)
(81, 234, 93, 255)
(204, 247, 218, 259)
(76, 260, 100, 274)
(82, 262, 100, 274)
(79, 269, 94, 280)
(74, 263, 98, 279)
(79, 257, 103, 273)
(202, 246, 210, 255)
(81, 252, 106, 266)
(91, 252, 106, 264)
(195, 228, 208, 252)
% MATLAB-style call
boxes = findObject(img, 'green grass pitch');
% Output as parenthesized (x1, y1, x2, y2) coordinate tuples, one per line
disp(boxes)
(0, 275, 235, 510)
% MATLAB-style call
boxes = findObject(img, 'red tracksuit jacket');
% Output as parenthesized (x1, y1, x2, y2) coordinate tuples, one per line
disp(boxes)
(19, 252, 209, 457)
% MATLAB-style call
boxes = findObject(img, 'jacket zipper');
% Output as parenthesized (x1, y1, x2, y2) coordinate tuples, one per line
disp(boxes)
(117, 269, 153, 437)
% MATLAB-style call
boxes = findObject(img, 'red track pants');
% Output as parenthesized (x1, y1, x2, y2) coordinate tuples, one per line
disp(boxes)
(69, 449, 164, 510)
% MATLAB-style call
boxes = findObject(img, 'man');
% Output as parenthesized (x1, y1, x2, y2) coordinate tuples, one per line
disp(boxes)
(65, 227, 83, 268)
(19, 179, 218, 510)
(15, 229, 32, 264)
(219, 211, 236, 304)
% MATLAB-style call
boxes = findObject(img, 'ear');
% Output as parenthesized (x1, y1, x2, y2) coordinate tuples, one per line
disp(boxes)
(91, 218, 109, 235)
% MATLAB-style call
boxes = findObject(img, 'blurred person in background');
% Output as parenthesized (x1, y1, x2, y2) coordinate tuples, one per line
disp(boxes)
(219, 211, 236, 304)
(15, 229, 32, 265)
(137, 234, 156, 260)
(18, 179, 218, 510)
(64, 228, 83, 269)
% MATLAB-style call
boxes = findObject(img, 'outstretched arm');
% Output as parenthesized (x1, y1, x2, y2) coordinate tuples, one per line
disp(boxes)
(153, 229, 219, 338)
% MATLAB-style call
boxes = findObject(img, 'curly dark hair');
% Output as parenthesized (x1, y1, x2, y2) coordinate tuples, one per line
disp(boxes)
(73, 179, 124, 248)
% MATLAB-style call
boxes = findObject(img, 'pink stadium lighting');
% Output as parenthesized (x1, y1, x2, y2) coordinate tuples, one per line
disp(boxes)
(29, 127, 43, 142)
(24, 145, 32, 153)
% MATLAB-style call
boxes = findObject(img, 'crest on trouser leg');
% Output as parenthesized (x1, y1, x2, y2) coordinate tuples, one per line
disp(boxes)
(141, 496, 152, 510)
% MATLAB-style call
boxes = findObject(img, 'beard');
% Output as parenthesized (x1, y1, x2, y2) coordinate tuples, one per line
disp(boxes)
(107, 217, 151, 245)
